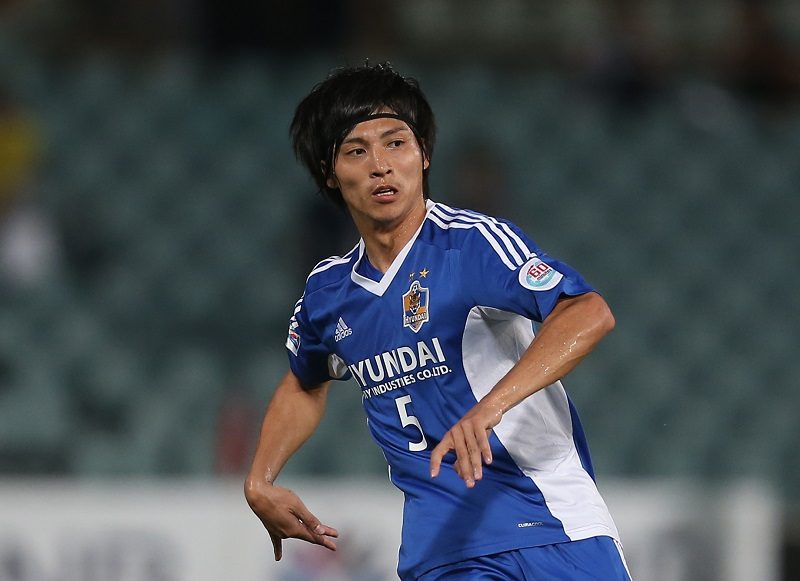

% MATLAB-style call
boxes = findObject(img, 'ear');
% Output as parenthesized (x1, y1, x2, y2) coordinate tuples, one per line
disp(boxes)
(418, 140, 430, 170)
(321, 160, 338, 189)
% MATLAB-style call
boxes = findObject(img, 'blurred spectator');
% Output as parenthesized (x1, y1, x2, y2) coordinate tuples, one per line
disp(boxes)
(0, 90, 61, 292)
(215, 387, 259, 474)
(724, 0, 800, 110)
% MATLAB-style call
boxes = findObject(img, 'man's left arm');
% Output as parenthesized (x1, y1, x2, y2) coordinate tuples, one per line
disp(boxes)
(429, 291, 615, 487)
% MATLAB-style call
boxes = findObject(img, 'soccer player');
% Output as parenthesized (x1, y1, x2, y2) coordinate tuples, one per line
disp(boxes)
(245, 62, 632, 580)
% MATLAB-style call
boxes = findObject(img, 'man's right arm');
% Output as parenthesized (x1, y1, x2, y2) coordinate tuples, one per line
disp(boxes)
(244, 369, 338, 561)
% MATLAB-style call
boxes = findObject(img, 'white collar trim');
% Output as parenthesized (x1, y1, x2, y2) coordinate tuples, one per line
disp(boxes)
(350, 200, 435, 296)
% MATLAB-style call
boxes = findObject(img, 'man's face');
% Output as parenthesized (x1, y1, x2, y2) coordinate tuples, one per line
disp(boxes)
(326, 115, 429, 232)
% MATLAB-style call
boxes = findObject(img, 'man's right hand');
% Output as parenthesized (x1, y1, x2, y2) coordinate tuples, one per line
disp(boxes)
(244, 480, 339, 561)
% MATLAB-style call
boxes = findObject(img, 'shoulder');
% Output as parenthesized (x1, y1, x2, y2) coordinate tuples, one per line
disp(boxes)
(425, 202, 533, 269)
(303, 242, 360, 295)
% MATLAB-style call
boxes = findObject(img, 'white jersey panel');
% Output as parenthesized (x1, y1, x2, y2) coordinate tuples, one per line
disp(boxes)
(462, 306, 619, 541)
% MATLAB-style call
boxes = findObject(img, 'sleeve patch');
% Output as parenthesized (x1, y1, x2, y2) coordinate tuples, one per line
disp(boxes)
(518, 255, 563, 291)
(286, 317, 301, 355)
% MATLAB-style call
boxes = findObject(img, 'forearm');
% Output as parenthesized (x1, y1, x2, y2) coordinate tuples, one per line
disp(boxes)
(483, 292, 615, 415)
(245, 371, 329, 495)
(244, 370, 338, 559)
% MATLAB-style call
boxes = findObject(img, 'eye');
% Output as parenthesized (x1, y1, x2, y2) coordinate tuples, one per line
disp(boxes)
(345, 147, 366, 157)
(387, 139, 405, 148)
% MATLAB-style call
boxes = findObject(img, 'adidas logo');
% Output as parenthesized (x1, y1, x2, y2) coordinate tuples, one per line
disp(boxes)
(334, 317, 353, 342)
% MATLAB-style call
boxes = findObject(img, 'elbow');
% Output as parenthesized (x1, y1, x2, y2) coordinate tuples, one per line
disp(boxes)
(575, 292, 614, 339)
(595, 296, 615, 337)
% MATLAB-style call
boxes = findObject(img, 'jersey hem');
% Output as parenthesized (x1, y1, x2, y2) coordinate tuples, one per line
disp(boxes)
(403, 527, 619, 580)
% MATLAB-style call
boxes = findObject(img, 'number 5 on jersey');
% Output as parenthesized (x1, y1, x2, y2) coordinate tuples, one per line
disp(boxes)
(395, 395, 428, 451)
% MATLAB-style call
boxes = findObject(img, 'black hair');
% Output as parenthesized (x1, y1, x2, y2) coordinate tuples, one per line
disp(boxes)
(290, 62, 436, 209)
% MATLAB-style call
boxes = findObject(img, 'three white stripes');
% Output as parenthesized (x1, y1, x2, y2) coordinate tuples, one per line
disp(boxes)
(336, 317, 350, 334)
(430, 204, 532, 270)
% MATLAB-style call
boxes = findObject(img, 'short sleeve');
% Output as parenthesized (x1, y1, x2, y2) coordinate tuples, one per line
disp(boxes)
(285, 293, 334, 387)
(461, 219, 594, 322)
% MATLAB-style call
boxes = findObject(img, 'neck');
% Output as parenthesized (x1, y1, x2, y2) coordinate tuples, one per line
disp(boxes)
(359, 200, 428, 273)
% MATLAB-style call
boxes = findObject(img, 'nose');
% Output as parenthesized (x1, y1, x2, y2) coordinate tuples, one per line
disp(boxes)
(369, 149, 391, 178)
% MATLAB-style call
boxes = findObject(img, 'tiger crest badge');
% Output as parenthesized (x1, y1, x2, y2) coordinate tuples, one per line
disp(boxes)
(402, 279, 430, 333)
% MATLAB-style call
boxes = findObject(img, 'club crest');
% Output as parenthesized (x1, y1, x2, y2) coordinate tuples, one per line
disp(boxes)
(402, 280, 430, 333)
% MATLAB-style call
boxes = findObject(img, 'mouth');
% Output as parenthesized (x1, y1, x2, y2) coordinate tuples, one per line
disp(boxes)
(371, 185, 398, 198)
(372, 185, 398, 197)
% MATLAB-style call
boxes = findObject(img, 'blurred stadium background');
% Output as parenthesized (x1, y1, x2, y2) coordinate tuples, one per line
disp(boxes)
(1, 1, 798, 579)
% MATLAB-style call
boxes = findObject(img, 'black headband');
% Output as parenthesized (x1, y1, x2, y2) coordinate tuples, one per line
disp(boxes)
(327, 112, 423, 175)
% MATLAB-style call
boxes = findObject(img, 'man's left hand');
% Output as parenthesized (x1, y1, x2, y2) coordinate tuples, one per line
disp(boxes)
(429, 401, 503, 488)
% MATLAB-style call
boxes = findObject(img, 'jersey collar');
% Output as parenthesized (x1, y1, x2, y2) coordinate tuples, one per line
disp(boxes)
(350, 200, 435, 296)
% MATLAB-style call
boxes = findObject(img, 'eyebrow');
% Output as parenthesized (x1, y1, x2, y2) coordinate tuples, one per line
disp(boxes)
(340, 125, 411, 146)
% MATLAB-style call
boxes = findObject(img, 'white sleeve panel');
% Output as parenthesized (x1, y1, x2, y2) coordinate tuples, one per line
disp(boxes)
(462, 306, 620, 541)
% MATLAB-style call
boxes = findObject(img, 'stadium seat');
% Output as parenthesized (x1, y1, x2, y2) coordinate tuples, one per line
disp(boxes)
(0, 58, 796, 498)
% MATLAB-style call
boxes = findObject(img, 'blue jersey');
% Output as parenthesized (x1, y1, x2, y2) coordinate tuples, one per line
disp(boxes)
(287, 201, 619, 580)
